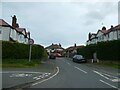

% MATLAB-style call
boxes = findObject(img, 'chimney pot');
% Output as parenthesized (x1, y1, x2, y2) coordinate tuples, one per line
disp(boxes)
(111, 25, 113, 28)
(102, 26, 106, 30)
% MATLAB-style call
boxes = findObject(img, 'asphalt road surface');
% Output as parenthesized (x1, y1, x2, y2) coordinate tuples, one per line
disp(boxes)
(28, 58, 120, 89)
(2, 60, 56, 89)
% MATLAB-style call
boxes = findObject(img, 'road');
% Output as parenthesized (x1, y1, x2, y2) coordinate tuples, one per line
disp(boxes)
(27, 57, 120, 89)
(2, 60, 56, 89)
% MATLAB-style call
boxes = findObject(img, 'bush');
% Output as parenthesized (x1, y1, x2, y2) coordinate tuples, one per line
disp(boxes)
(2, 41, 48, 60)
(77, 44, 97, 59)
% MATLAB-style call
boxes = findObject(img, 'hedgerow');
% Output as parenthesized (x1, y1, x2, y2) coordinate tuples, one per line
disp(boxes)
(2, 41, 48, 60)
(77, 40, 120, 61)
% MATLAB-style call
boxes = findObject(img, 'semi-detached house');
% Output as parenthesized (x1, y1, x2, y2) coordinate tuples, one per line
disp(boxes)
(0, 15, 32, 44)
(0, 19, 17, 41)
(87, 24, 120, 45)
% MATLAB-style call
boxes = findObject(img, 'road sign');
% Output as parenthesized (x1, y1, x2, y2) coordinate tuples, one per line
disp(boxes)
(29, 39, 34, 45)
(28, 39, 34, 62)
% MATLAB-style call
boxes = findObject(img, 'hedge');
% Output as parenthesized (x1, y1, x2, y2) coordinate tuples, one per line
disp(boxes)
(97, 40, 120, 60)
(77, 40, 120, 61)
(2, 41, 48, 60)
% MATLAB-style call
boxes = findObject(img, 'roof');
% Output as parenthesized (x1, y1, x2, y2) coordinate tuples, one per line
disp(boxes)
(96, 29, 110, 35)
(101, 30, 108, 33)
(100, 24, 120, 34)
(112, 24, 120, 30)
(66, 45, 84, 51)
(46, 44, 64, 50)
(16, 28, 25, 32)
(0, 19, 13, 28)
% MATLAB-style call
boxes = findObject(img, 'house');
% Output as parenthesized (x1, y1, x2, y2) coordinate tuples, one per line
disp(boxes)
(96, 27, 108, 42)
(87, 33, 97, 45)
(16, 27, 29, 44)
(108, 25, 120, 41)
(45, 43, 64, 56)
(65, 43, 84, 58)
(0, 15, 33, 44)
(86, 24, 120, 45)
(11, 15, 30, 44)
(0, 19, 17, 41)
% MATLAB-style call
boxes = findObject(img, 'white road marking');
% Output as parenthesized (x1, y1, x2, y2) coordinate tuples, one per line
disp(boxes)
(1, 71, 43, 74)
(10, 73, 32, 77)
(93, 70, 110, 80)
(93, 70, 120, 82)
(33, 73, 51, 80)
(100, 79, 120, 90)
(74, 66, 87, 74)
(111, 79, 120, 82)
(32, 67, 59, 86)
(66, 62, 71, 65)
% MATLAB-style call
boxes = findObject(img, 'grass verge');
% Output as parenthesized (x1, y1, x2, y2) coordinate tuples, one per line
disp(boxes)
(2, 59, 41, 68)
(96, 60, 120, 69)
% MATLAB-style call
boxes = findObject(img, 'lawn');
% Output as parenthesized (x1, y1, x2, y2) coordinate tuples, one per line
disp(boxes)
(2, 59, 41, 68)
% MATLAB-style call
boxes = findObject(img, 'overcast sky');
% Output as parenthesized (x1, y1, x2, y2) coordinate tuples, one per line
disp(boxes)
(1, 0, 119, 48)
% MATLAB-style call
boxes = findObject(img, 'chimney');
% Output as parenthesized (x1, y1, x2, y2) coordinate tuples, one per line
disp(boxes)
(88, 32, 91, 40)
(12, 15, 17, 28)
(59, 43, 61, 47)
(16, 23, 19, 28)
(102, 26, 106, 31)
(111, 25, 113, 28)
(74, 43, 76, 47)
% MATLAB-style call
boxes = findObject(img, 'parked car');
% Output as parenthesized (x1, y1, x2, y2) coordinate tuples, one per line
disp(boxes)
(49, 53, 56, 59)
(73, 55, 86, 63)
(54, 53, 62, 57)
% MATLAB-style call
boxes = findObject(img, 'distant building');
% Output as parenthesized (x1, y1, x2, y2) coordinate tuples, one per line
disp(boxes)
(45, 43, 64, 56)
(65, 43, 84, 58)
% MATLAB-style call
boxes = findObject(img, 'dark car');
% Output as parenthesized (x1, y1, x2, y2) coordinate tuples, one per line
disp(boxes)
(73, 55, 86, 63)
(49, 53, 56, 59)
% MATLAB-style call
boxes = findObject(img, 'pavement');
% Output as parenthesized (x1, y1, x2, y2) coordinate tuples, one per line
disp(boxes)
(2, 59, 57, 90)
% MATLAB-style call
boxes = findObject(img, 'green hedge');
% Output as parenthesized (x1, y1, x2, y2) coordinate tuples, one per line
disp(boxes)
(2, 41, 48, 60)
(97, 40, 120, 60)
(77, 40, 120, 61)
(77, 44, 97, 59)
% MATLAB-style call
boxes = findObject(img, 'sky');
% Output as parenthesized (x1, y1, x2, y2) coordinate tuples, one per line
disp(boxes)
(1, 0, 119, 48)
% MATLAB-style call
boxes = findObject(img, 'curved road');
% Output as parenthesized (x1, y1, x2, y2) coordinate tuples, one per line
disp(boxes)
(28, 58, 119, 89)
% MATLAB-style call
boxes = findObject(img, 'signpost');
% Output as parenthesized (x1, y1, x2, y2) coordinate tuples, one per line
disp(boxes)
(28, 39, 34, 62)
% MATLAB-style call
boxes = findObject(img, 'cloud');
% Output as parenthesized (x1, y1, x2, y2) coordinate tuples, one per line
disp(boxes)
(83, 2, 118, 26)
(2, 1, 118, 48)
